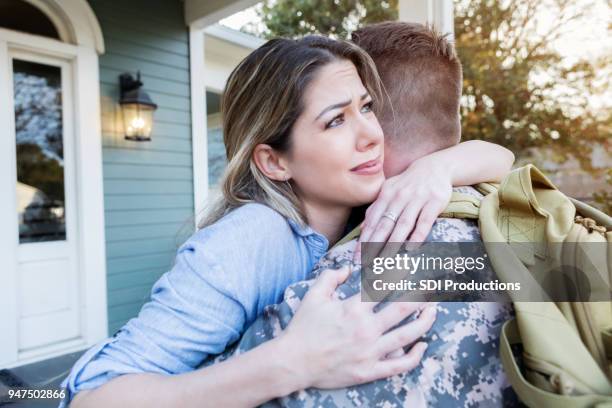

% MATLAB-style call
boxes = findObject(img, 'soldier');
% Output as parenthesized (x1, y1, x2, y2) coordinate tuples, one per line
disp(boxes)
(203, 23, 518, 407)
(207, 188, 516, 407)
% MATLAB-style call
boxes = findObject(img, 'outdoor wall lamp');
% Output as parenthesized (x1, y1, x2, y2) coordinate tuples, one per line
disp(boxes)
(119, 72, 157, 141)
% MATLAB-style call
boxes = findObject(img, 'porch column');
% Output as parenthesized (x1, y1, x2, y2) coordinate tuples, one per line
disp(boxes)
(398, 0, 454, 39)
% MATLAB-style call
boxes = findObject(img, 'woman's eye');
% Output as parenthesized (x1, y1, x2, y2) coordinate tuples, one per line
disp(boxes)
(361, 101, 374, 113)
(325, 114, 344, 129)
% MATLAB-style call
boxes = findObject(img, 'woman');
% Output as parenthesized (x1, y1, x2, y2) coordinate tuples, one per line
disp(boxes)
(64, 36, 513, 407)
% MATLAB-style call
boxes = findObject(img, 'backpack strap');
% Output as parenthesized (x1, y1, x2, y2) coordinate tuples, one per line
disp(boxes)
(439, 191, 481, 219)
(475, 181, 500, 196)
(501, 319, 612, 408)
(570, 197, 612, 230)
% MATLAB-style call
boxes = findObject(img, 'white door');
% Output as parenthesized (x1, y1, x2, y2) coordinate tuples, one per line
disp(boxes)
(0, 45, 82, 361)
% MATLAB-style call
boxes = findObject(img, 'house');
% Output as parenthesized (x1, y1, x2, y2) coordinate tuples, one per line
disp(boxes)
(0, 0, 453, 392)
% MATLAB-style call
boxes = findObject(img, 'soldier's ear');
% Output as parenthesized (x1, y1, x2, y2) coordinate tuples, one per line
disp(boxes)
(252, 143, 291, 181)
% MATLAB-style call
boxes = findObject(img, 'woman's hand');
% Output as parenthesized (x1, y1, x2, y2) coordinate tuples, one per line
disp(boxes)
(359, 156, 453, 248)
(279, 266, 436, 390)
(358, 141, 514, 250)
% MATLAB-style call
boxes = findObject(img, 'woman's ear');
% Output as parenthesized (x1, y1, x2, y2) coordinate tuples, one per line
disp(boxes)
(252, 144, 291, 181)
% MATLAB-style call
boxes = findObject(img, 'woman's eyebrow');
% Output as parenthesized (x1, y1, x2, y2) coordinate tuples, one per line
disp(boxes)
(315, 92, 370, 120)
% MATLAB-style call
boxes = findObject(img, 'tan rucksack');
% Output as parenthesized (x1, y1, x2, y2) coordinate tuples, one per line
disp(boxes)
(478, 165, 612, 407)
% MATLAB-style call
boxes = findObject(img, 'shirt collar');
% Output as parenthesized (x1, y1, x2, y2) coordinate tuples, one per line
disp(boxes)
(287, 218, 329, 259)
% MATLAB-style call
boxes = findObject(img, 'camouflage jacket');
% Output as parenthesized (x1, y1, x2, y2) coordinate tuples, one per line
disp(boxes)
(203, 187, 518, 407)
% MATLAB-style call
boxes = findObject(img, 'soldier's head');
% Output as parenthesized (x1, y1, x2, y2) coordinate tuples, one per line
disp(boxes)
(352, 22, 463, 177)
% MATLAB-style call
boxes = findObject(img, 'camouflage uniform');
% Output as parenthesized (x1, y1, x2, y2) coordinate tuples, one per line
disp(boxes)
(204, 187, 518, 407)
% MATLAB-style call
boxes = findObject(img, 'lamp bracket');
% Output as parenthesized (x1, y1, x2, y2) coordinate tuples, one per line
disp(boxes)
(119, 71, 143, 99)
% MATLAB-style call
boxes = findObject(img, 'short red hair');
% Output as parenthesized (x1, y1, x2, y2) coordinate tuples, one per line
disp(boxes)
(352, 22, 462, 148)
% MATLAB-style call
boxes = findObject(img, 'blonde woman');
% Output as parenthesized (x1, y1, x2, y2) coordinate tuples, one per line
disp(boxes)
(62, 36, 513, 408)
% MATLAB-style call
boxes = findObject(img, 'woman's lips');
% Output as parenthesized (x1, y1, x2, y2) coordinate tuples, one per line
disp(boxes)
(350, 157, 383, 175)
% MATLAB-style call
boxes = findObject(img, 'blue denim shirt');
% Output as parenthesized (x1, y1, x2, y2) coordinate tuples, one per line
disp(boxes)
(59, 203, 328, 406)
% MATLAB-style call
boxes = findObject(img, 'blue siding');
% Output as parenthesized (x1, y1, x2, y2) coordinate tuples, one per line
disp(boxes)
(88, 0, 194, 335)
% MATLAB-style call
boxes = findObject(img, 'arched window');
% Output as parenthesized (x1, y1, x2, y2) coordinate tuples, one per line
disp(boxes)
(0, 0, 60, 39)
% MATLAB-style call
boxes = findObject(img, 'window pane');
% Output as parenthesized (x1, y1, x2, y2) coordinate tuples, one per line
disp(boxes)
(207, 127, 226, 187)
(13, 59, 66, 243)
(0, 0, 60, 39)
(206, 91, 227, 188)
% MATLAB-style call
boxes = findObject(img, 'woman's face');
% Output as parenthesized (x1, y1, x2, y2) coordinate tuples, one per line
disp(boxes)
(284, 60, 385, 210)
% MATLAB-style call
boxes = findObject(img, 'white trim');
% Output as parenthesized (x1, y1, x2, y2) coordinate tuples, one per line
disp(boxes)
(204, 24, 264, 50)
(190, 27, 208, 228)
(398, 0, 455, 39)
(0, 40, 20, 367)
(74, 44, 108, 344)
(24, 0, 105, 54)
(185, 0, 260, 29)
(202, 26, 262, 97)
(4, 339, 87, 369)
(202, 56, 234, 93)
(205, 83, 224, 95)
(0, 28, 78, 56)
(0, 18, 106, 366)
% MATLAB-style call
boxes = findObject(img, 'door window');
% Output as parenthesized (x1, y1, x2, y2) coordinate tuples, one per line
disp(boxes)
(13, 59, 66, 243)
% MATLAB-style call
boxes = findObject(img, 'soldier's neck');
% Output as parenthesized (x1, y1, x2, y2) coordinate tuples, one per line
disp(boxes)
(303, 202, 351, 247)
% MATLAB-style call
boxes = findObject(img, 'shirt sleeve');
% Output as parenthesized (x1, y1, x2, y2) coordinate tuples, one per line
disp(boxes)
(60, 236, 247, 403)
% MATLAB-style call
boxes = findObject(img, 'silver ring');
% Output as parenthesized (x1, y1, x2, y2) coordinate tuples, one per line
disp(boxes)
(382, 211, 398, 223)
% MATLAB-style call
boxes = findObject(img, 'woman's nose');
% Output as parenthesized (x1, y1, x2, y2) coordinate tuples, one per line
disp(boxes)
(355, 115, 383, 152)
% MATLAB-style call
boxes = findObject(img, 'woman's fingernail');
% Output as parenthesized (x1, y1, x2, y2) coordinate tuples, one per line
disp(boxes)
(417, 342, 428, 353)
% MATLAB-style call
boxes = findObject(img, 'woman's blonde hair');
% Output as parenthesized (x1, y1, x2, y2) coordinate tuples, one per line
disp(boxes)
(199, 36, 383, 229)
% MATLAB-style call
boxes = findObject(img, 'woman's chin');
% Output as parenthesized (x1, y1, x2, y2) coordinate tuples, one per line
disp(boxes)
(350, 176, 385, 205)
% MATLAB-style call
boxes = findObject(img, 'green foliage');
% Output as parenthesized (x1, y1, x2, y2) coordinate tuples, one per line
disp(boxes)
(454, 0, 609, 172)
(258, 0, 397, 39)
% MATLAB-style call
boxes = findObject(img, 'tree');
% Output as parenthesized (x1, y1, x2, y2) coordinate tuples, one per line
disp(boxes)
(255, 0, 611, 207)
(258, 0, 397, 39)
(453, 0, 609, 172)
